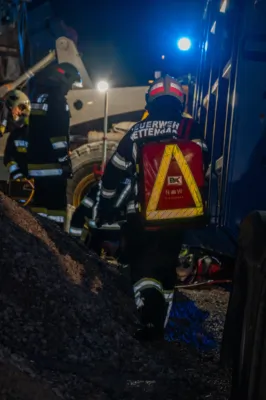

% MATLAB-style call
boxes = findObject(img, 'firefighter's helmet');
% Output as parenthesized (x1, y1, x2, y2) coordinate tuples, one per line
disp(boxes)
(4, 90, 31, 120)
(145, 75, 185, 107)
(48, 62, 82, 89)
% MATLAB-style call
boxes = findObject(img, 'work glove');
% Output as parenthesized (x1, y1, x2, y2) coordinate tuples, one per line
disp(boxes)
(10, 170, 26, 182)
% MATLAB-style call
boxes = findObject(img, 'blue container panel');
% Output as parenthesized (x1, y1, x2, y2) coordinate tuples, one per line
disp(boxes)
(223, 5, 266, 234)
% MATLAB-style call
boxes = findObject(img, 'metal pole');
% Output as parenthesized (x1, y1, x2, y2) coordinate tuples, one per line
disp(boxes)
(101, 90, 109, 173)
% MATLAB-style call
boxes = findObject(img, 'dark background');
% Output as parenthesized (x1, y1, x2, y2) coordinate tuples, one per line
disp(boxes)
(29, 0, 205, 86)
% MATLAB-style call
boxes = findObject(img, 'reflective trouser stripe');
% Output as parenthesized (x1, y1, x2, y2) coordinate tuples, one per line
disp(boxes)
(48, 215, 65, 223)
(163, 290, 174, 328)
(31, 208, 66, 223)
(69, 227, 83, 237)
(28, 169, 63, 177)
(47, 210, 66, 223)
(28, 164, 63, 177)
(133, 278, 163, 310)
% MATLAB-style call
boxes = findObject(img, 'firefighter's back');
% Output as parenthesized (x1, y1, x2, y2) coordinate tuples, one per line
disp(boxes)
(96, 75, 209, 341)
(28, 93, 69, 165)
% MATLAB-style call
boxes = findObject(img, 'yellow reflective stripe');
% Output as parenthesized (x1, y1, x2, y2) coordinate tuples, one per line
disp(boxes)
(30, 110, 47, 116)
(141, 110, 149, 121)
(16, 147, 27, 153)
(172, 145, 202, 207)
(47, 210, 66, 217)
(0, 125, 6, 133)
(147, 207, 204, 220)
(28, 163, 61, 170)
(50, 136, 67, 143)
(146, 144, 203, 220)
(7, 161, 17, 168)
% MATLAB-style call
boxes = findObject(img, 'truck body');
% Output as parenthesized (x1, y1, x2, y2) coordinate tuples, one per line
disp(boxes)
(199, 1, 266, 396)
(193, 0, 266, 239)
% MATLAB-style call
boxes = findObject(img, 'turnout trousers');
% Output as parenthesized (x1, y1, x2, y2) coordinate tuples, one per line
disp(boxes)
(31, 177, 67, 229)
(122, 222, 183, 333)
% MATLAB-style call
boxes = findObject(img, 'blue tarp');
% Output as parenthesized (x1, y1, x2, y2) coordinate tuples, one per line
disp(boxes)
(165, 298, 217, 351)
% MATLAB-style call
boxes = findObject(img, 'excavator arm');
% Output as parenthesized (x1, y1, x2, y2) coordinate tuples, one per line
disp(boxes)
(0, 35, 148, 125)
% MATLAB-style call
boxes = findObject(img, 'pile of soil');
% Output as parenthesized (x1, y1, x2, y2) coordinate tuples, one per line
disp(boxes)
(0, 192, 231, 399)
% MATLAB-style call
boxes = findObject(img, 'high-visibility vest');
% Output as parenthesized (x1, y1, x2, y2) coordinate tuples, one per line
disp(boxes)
(138, 140, 206, 228)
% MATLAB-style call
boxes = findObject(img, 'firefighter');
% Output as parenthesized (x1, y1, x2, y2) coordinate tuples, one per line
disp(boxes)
(96, 75, 208, 341)
(3, 90, 31, 181)
(27, 63, 81, 228)
(0, 89, 31, 138)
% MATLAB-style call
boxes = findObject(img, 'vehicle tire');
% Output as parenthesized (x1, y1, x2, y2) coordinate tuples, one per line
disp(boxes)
(220, 211, 266, 400)
(67, 140, 118, 207)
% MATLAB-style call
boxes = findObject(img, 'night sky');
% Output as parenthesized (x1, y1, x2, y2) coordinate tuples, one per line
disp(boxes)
(29, 0, 204, 86)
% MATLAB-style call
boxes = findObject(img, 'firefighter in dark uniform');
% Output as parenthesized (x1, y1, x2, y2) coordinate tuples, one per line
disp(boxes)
(97, 75, 208, 341)
(4, 124, 29, 181)
(27, 63, 80, 228)
(2, 90, 31, 180)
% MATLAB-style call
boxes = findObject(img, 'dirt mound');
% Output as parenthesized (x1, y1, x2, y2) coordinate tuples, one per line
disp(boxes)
(0, 192, 230, 399)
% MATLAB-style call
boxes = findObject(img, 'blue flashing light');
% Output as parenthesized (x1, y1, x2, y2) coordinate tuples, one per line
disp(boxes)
(177, 37, 192, 51)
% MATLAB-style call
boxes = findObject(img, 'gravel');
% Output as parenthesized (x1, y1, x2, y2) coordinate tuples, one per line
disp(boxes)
(0, 192, 231, 399)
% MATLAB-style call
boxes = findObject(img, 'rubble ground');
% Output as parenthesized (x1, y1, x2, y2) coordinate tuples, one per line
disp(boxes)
(0, 192, 231, 399)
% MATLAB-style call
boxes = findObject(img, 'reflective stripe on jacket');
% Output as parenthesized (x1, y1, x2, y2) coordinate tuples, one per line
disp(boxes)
(28, 163, 63, 177)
